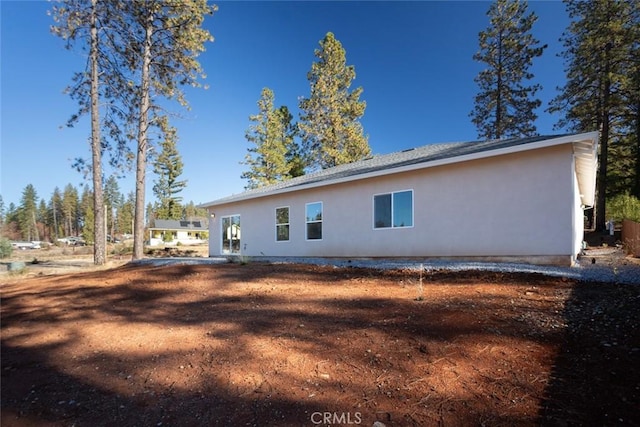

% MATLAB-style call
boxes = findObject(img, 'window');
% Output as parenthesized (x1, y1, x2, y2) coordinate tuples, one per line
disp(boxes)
(306, 202, 323, 240)
(374, 190, 413, 229)
(276, 207, 289, 241)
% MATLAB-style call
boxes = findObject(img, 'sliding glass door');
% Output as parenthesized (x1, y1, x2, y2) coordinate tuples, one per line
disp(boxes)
(221, 215, 241, 254)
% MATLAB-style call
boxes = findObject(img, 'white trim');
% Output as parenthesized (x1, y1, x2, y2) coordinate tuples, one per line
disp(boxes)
(372, 189, 415, 230)
(305, 201, 323, 241)
(275, 206, 290, 243)
(200, 132, 599, 208)
(220, 214, 241, 255)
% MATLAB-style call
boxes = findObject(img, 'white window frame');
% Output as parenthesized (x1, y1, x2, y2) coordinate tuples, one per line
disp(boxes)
(305, 201, 323, 241)
(275, 206, 290, 242)
(220, 214, 241, 254)
(373, 189, 414, 229)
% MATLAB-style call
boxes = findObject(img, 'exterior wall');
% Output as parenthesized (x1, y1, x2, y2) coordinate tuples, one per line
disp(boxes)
(208, 145, 576, 263)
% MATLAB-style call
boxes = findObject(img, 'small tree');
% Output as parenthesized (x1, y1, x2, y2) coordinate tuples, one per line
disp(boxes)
(607, 193, 640, 223)
(0, 237, 13, 259)
(242, 88, 298, 189)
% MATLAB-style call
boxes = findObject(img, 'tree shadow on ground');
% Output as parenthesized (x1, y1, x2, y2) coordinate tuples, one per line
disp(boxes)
(538, 281, 640, 426)
(0, 263, 597, 426)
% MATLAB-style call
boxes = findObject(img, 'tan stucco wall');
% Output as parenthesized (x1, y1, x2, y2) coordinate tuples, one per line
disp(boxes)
(208, 144, 579, 263)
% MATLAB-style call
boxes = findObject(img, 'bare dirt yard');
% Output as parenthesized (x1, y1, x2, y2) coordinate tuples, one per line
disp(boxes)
(1, 261, 639, 426)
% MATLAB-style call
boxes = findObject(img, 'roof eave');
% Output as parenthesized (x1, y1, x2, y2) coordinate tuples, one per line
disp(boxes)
(571, 132, 599, 208)
(199, 131, 600, 209)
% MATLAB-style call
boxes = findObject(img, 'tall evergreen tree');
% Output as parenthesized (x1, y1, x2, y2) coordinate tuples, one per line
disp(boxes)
(18, 184, 39, 241)
(471, 0, 546, 140)
(620, 4, 640, 198)
(53, 0, 215, 259)
(242, 88, 298, 189)
(0, 195, 4, 227)
(2, 203, 20, 241)
(80, 185, 95, 244)
(104, 176, 122, 237)
(549, 0, 638, 230)
(61, 184, 79, 237)
(153, 120, 187, 219)
(299, 32, 370, 170)
(116, 0, 215, 259)
(52, 0, 103, 262)
(280, 106, 306, 179)
(37, 199, 48, 242)
(49, 187, 63, 241)
(182, 201, 208, 220)
(117, 191, 135, 235)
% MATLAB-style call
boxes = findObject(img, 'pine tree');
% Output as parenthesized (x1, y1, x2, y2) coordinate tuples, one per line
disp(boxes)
(0, 195, 4, 227)
(18, 184, 39, 241)
(242, 88, 298, 189)
(299, 32, 370, 170)
(153, 120, 187, 219)
(281, 106, 306, 179)
(49, 187, 63, 241)
(118, 0, 215, 259)
(117, 191, 135, 236)
(549, 0, 638, 230)
(62, 184, 79, 237)
(51, 0, 135, 264)
(471, 0, 546, 140)
(104, 176, 122, 238)
(620, 4, 640, 198)
(182, 201, 208, 219)
(80, 185, 95, 244)
(37, 199, 48, 242)
(53, 0, 215, 259)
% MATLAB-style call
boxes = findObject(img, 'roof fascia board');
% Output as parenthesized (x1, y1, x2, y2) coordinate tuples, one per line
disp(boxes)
(201, 132, 599, 208)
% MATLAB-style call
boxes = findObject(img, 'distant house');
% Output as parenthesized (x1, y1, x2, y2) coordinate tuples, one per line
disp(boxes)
(149, 219, 208, 246)
(199, 132, 598, 266)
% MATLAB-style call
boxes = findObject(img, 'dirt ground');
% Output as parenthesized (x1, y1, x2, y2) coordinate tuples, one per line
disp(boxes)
(1, 260, 639, 427)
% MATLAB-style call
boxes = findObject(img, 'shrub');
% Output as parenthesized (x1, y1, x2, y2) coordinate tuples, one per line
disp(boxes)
(607, 193, 640, 223)
(0, 237, 13, 259)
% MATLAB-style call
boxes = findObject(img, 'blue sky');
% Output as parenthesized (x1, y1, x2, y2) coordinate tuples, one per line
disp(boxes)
(1, 1, 570, 209)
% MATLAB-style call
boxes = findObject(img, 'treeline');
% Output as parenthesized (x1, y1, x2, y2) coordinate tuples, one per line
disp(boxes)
(241, 2, 640, 232)
(0, 177, 207, 244)
(241, 32, 369, 190)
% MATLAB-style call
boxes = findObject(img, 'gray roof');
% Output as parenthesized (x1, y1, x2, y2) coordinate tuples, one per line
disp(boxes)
(152, 219, 207, 230)
(201, 133, 593, 207)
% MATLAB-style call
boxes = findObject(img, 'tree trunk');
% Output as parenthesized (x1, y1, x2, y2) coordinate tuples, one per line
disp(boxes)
(31, 210, 39, 241)
(596, 44, 611, 232)
(90, 0, 106, 265)
(132, 11, 153, 260)
(495, 30, 503, 140)
(634, 98, 640, 198)
(52, 199, 58, 241)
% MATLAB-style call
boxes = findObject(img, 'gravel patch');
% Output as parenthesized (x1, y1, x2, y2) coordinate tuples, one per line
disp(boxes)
(133, 254, 640, 285)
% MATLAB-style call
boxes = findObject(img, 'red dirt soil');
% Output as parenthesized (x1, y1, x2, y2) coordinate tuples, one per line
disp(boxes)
(1, 263, 638, 426)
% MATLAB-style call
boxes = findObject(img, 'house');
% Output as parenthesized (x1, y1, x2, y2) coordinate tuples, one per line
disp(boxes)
(148, 219, 208, 246)
(200, 132, 598, 266)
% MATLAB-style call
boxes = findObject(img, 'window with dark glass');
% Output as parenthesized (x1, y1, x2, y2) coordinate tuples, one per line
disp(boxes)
(305, 202, 322, 240)
(374, 190, 413, 229)
(276, 207, 289, 241)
